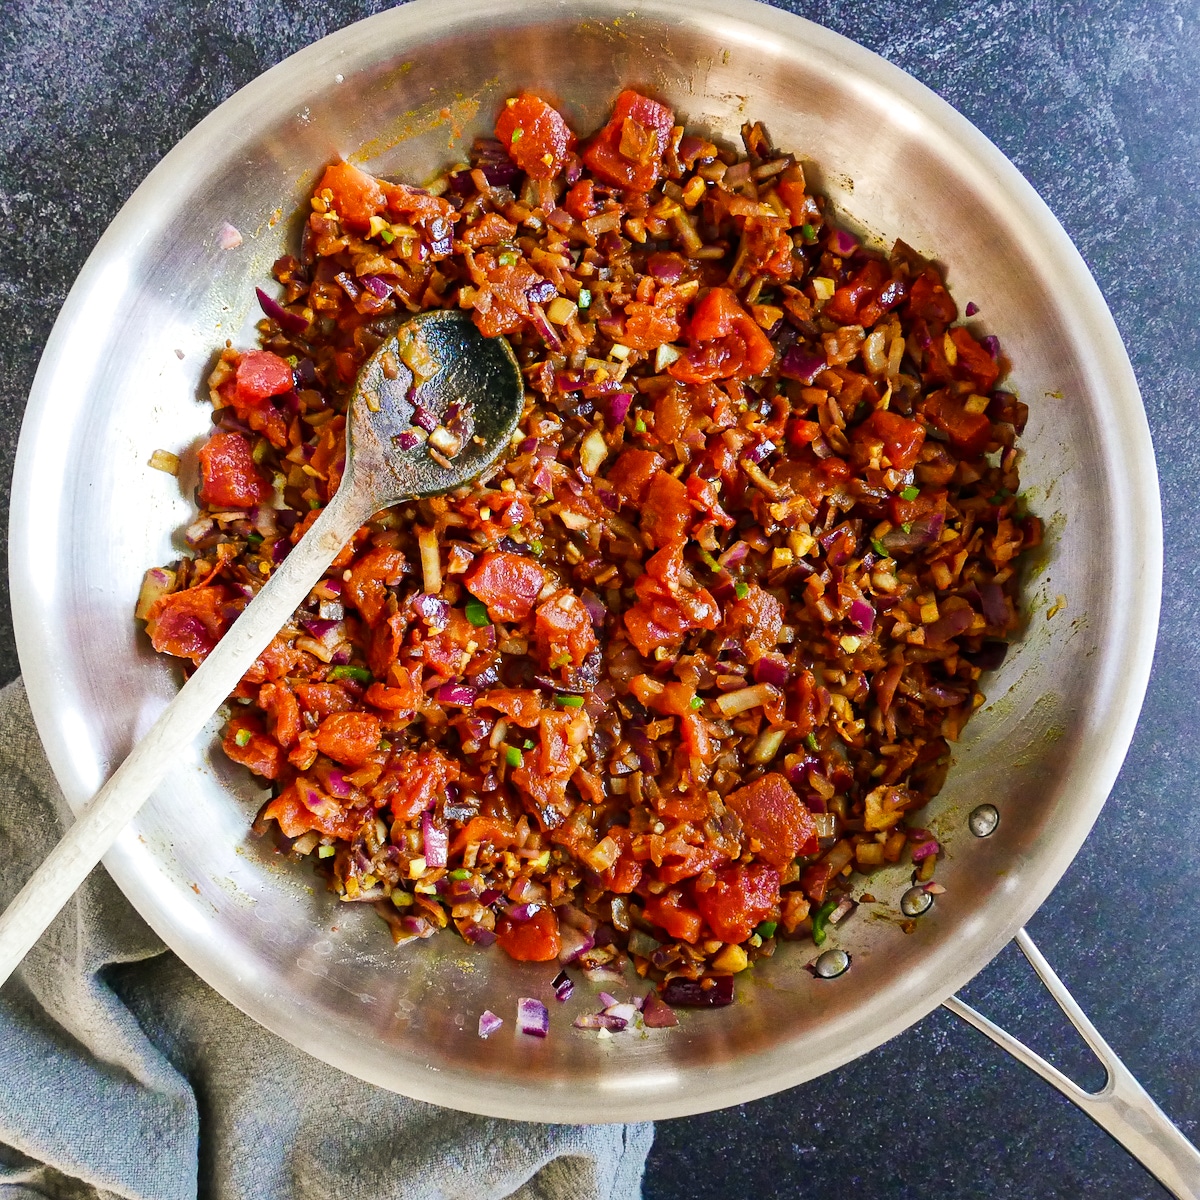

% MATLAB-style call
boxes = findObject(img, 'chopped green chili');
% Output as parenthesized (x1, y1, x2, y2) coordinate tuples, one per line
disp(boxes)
(900, 486, 920, 501)
(505, 746, 524, 768)
(811, 899, 838, 946)
(465, 598, 491, 627)
(328, 665, 372, 684)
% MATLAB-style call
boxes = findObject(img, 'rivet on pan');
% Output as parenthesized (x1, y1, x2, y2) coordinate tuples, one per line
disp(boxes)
(900, 885, 933, 917)
(814, 948, 850, 979)
(969, 803, 1000, 837)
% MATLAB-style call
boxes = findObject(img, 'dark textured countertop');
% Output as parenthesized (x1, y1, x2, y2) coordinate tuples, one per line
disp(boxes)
(2, 1, 1197, 1196)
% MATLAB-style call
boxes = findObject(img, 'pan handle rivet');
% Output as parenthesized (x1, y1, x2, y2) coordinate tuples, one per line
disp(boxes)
(813, 948, 850, 978)
(968, 803, 999, 837)
(900, 885, 933, 917)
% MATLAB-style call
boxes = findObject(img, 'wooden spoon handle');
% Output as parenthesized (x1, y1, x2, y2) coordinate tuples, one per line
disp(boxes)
(0, 481, 377, 987)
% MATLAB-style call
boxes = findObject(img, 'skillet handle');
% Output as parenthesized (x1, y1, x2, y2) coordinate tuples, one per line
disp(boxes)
(944, 928, 1200, 1198)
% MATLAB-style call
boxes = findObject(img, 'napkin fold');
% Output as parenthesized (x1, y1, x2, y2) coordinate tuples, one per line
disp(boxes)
(0, 679, 652, 1200)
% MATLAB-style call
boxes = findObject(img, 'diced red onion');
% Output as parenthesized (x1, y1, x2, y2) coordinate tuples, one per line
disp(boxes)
(982, 335, 1001, 360)
(646, 251, 685, 282)
(421, 812, 448, 868)
(911, 838, 941, 862)
(330, 647, 351, 666)
(965, 301, 980, 317)
(552, 969, 575, 1002)
(401, 915, 436, 939)
(255, 287, 308, 334)
(217, 221, 243, 249)
(752, 654, 789, 687)
(516, 997, 550, 1038)
(435, 683, 478, 706)
(603, 1002, 638, 1025)
(334, 271, 362, 302)
(479, 888, 502, 906)
(883, 512, 944, 552)
(412, 404, 438, 432)
(530, 304, 564, 352)
(509, 902, 546, 923)
(641, 989, 678, 1028)
(460, 923, 496, 947)
(557, 923, 595, 964)
(980, 581, 1007, 626)
(744, 438, 775, 465)
(412, 593, 450, 627)
(925, 608, 973, 647)
(394, 431, 421, 451)
(300, 616, 339, 641)
(580, 590, 607, 629)
(546, 208, 575, 233)
(830, 228, 859, 256)
(325, 770, 352, 799)
(908, 827, 936, 842)
(779, 344, 826, 384)
(478, 1010, 503, 1038)
(598, 991, 620, 1009)
(849, 599, 876, 634)
(526, 279, 558, 306)
(359, 274, 393, 299)
(604, 391, 633, 427)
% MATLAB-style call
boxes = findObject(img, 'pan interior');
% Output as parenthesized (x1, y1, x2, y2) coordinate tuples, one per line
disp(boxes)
(9, 0, 1160, 1122)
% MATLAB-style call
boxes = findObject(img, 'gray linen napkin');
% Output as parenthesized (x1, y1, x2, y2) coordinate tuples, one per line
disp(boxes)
(0, 679, 652, 1200)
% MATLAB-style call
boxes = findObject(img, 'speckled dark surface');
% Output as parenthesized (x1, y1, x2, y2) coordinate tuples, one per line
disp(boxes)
(2, 1, 1197, 1196)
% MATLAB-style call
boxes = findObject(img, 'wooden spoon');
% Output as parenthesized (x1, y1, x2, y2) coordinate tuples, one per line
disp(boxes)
(0, 309, 523, 986)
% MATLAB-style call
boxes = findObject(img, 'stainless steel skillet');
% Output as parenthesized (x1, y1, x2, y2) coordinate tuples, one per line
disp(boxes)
(7, 0, 1192, 1191)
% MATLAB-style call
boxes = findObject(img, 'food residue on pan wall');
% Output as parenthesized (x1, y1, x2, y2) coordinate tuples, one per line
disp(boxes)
(350, 92, 484, 163)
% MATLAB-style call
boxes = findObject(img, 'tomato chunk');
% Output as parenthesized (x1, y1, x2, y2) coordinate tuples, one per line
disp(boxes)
(641, 470, 693, 547)
(696, 863, 781, 944)
(235, 350, 294, 407)
(464, 550, 547, 622)
(222, 714, 284, 780)
(924, 389, 992, 458)
(724, 772, 818, 868)
(607, 447, 665, 506)
(316, 160, 388, 234)
(949, 326, 1000, 392)
(582, 89, 675, 192)
(494, 92, 577, 181)
(535, 589, 598, 670)
(197, 431, 269, 509)
(388, 746, 462, 821)
(643, 889, 703, 943)
(144, 586, 232, 666)
(314, 711, 380, 768)
(495, 906, 561, 961)
(853, 409, 926, 471)
(669, 287, 775, 382)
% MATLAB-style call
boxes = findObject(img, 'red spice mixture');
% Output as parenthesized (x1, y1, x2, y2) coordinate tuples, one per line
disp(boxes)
(139, 90, 1040, 1000)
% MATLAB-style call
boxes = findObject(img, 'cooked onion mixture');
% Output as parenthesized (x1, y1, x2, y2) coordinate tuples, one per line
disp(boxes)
(139, 89, 1039, 1007)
